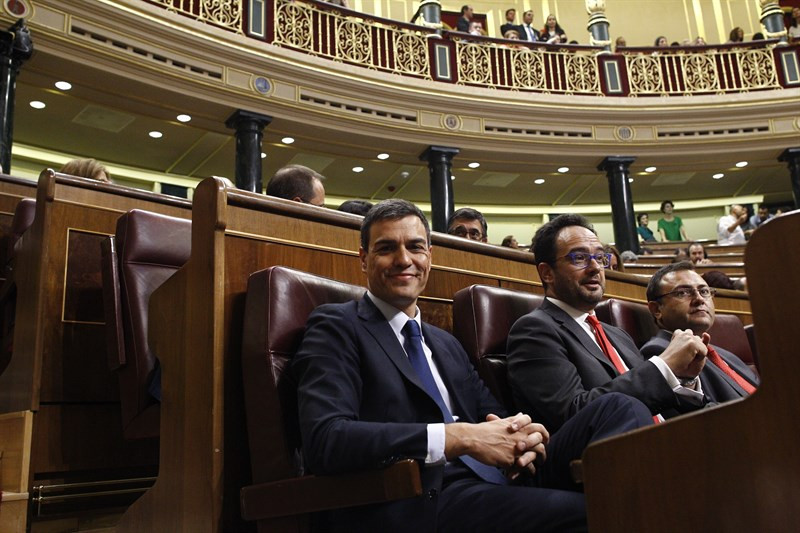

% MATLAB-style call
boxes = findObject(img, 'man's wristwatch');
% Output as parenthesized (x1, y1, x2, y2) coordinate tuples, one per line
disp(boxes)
(679, 376, 699, 388)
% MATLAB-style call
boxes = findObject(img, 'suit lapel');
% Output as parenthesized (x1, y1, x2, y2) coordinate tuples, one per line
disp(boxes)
(542, 300, 618, 373)
(422, 323, 471, 419)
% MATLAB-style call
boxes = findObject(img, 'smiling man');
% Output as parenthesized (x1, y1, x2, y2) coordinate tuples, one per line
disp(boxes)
(293, 201, 651, 532)
(641, 262, 758, 404)
(508, 214, 710, 432)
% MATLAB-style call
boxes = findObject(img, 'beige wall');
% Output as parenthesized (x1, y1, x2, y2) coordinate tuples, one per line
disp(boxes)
(357, 0, 765, 45)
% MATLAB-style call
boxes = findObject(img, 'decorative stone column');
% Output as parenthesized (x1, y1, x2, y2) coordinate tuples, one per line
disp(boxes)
(598, 156, 638, 253)
(0, 20, 33, 174)
(419, 146, 458, 233)
(759, 0, 788, 44)
(586, 0, 611, 52)
(778, 148, 800, 209)
(225, 110, 272, 193)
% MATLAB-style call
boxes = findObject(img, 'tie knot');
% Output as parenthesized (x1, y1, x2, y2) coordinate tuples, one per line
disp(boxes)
(404, 319, 422, 339)
(586, 314, 600, 327)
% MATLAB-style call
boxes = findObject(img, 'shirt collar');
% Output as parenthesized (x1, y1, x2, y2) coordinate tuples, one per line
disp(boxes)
(366, 291, 422, 337)
(546, 296, 592, 323)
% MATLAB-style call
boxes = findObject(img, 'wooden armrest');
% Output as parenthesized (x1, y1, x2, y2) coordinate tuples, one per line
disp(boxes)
(240, 459, 422, 521)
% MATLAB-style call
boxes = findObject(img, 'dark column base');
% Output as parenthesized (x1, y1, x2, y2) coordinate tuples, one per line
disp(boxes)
(225, 110, 273, 193)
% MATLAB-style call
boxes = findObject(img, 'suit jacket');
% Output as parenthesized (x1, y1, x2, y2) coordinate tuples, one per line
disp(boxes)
(641, 330, 759, 404)
(293, 295, 504, 532)
(518, 24, 540, 41)
(456, 17, 470, 32)
(507, 298, 697, 432)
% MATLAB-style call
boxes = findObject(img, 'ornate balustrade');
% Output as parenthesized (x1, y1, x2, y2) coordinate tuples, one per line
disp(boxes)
(146, 0, 800, 96)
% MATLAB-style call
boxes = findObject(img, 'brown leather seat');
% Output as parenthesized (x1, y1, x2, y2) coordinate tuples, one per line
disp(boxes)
(594, 298, 658, 349)
(709, 314, 758, 373)
(452, 284, 544, 411)
(240, 266, 421, 531)
(101, 209, 191, 439)
(5, 197, 35, 267)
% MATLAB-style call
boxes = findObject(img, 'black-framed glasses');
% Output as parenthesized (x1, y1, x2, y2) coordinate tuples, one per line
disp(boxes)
(562, 252, 612, 269)
(448, 227, 483, 240)
(655, 287, 716, 301)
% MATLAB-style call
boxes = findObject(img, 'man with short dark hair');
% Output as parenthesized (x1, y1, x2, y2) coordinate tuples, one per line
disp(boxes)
(266, 164, 326, 206)
(687, 242, 711, 265)
(642, 262, 758, 403)
(294, 201, 652, 532)
(447, 207, 488, 242)
(457, 5, 473, 32)
(519, 10, 540, 41)
(338, 199, 373, 216)
(500, 8, 518, 37)
(508, 214, 709, 432)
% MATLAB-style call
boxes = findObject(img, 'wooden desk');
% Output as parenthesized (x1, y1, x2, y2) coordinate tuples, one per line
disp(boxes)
(583, 211, 798, 531)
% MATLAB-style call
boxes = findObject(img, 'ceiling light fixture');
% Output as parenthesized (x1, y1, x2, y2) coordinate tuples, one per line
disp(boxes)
(260, 152, 267, 159)
(55, 81, 72, 91)
(176, 114, 191, 123)
(377, 153, 390, 160)
(450, 175, 455, 180)
(735, 161, 748, 168)
(534, 178, 545, 185)
(645, 166, 656, 172)
(628, 178, 634, 183)
(712, 173, 724, 179)
(557, 166, 569, 173)
(281, 136, 295, 144)
(149, 131, 163, 139)
(29, 100, 45, 109)
(352, 166, 364, 173)
(468, 162, 480, 169)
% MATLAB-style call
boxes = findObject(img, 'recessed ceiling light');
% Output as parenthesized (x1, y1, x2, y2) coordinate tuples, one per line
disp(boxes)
(55, 81, 72, 91)
(645, 166, 656, 172)
(534, 178, 545, 185)
(260, 152, 267, 159)
(352, 166, 364, 173)
(176, 114, 191, 123)
(149, 131, 163, 139)
(557, 166, 569, 173)
(712, 173, 724, 179)
(377, 153, 390, 160)
(281, 136, 295, 144)
(628, 178, 634, 183)
(450, 175, 455, 180)
(468, 162, 480, 169)
(735, 161, 748, 168)
(29, 100, 45, 109)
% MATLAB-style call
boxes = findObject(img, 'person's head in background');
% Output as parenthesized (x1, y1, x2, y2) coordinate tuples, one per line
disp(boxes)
(604, 244, 624, 272)
(60, 158, 110, 182)
(338, 199, 373, 217)
(654, 36, 668, 47)
(672, 248, 688, 262)
(620, 250, 638, 264)
(501, 235, 519, 248)
(266, 164, 326, 206)
(615, 36, 626, 50)
(447, 207, 488, 243)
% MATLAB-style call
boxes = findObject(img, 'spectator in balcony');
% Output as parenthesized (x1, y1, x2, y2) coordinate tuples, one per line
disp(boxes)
(503, 28, 521, 41)
(752, 32, 765, 40)
(727, 27, 744, 43)
(338, 199, 373, 216)
(60, 158, 111, 182)
(499, 8, 517, 37)
(615, 36, 626, 51)
(519, 10, 540, 41)
(447, 207, 487, 242)
(636, 213, 657, 243)
(694, 36, 706, 46)
(468, 21, 485, 36)
(501, 235, 519, 248)
(266, 164, 326, 207)
(657, 200, 688, 242)
(457, 5, 473, 32)
(539, 14, 566, 44)
(749, 203, 772, 230)
(717, 204, 747, 245)
(654, 36, 668, 47)
(789, 7, 800, 44)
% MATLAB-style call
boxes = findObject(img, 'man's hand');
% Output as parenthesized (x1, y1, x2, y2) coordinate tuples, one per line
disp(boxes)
(444, 413, 549, 479)
(659, 329, 707, 378)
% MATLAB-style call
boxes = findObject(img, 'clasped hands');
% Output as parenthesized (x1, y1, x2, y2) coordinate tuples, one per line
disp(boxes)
(445, 413, 549, 480)
(660, 329, 710, 379)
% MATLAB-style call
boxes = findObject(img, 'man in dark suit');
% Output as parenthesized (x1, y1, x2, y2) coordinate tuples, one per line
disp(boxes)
(518, 10, 540, 41)
(456, 5, 472, 32)
(641, 262, 758, 403)
(499, 8, 518, 37)
(294, 200, 652, 532)
(508, 214, 709, 432)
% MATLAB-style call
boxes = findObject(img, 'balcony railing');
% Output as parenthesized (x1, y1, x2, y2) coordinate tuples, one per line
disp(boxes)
(146, 0, 800, 97)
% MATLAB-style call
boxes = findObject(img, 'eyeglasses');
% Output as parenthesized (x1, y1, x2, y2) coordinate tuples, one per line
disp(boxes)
(562, 252, 612, 269)
(448, 227, 483, 240)
(654, 287, 716, 301)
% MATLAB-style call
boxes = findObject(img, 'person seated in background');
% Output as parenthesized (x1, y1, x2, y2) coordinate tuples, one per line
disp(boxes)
(456, 5, 473, 32)
(642, 262, 758, 404)
(672, 248, 689, 263)
(468, 21, 484, 36)
(447, 207, 487, 242)
(604, 245, 624, 272)
(60, 158, 111, 182)
(539, 14, 566, 44)
(702, 270, 735, 291)
(620, 250, 637, 264)
(688, 242, 712, 265)
(499, 8, 517, 37)
(614, 36, 626, 51)
(746, 203, 772, 237)
(518, 10, 540, 41)
(636, 213, 657, 242)
(752, 32, 765, 40)
(266, 164, 326, 207)
(507, 214, 709, 432)
(727, 27, 744, 43)
(501, 235, 519, 248)
(788, 6, 800, 44)
(293, 199, 653, 532)
(694, 36, 706, 45)
(657, 200, 688, 242)
(338, 199, 373, 216)
(654, 36, 668, 47)
(717, 204, 747, 245)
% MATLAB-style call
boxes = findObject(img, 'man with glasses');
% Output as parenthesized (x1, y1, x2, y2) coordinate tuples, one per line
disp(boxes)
(641, 262, 758, 403)
(266, 164, 326, 207)
(447, 207, 488, 243)
(508, 214, 709, 432)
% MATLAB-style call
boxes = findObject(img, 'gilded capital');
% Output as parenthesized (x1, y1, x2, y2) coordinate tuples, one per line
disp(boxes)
(586, 0, 606, 15)
(759, 0, 778, 8)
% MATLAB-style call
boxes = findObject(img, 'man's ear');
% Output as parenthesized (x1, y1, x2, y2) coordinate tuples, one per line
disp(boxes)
(537, 262, 554, 286)
(358, 247, 367, 273)
(647, 301, 662, 326)
(292, 196, 304, 203)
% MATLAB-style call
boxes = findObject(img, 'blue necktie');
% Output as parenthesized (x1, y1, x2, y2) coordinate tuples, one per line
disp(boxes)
(403, 320, 507, 485)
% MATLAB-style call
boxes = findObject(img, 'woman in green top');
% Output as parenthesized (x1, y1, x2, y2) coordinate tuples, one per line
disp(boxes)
(657, 200, 688, 241)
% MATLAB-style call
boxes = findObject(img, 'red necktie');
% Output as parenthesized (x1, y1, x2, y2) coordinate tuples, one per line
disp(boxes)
(705, 344, 756, 395)
(586, 314, 660, 424)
